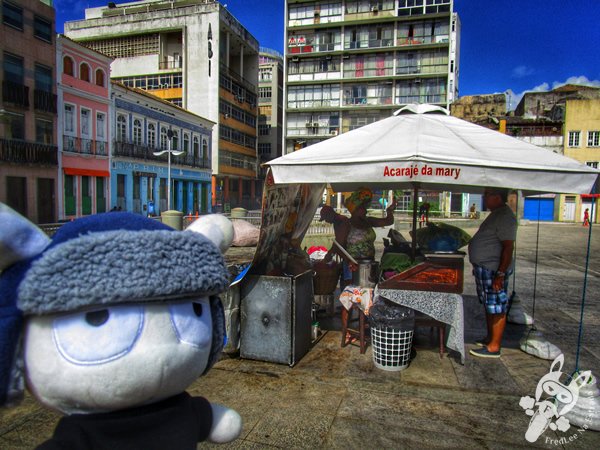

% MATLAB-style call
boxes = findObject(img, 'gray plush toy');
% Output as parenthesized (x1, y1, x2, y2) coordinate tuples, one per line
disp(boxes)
(0, 207, 242, 449)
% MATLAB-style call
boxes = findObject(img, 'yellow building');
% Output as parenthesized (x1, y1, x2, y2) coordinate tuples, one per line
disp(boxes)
(559, 99, 600, 223)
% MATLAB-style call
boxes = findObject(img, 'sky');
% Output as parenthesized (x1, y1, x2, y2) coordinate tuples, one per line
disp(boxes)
(56, 0, 600, 110)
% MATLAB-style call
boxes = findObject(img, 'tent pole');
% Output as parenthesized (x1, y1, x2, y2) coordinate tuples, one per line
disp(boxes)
(411, 184, 419, 260)
(574, 193, 595, 373)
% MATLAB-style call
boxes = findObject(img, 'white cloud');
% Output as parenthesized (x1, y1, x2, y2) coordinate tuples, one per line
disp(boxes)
(552, 76, 600, 89)
(507, 76, 600, 111)
(511, 65, 534, 78)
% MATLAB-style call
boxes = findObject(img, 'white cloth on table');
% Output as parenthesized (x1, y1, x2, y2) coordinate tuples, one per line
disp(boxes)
(375, 288, 465, 364)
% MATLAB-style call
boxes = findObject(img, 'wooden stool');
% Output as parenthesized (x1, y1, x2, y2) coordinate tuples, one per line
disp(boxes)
(341, 304, 369, 354)
(414, 312, 446, 358)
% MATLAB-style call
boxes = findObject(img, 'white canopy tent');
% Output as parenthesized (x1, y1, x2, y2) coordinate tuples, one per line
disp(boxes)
(267, 104, 599, 196)
(259, 105, 598, 368)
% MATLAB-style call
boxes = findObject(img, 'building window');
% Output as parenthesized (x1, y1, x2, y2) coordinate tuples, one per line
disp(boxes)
(202, 139, 208, 161)
(586, 161, 599, 169)
(35, 118, 53, 144)
(258, 124, 271, 136)
(95, 69, 105, 87)
(160, 127, 168, 150)
(259, 87, 272, 99)
(183, 133, 190, 153)
(133, 119, 143, 145)
(64, 105, 74, 134)
(193, 136, 199, 159)
(80, 63, 91, 82)
(568, 131, 581, 147)
(148, 123, 156, 148)
(172, 130, 179, 150)
(35, 64, 53, 92)
(2, 1, 23, 30)
(6, 113, 24, 139)
(34, 15, 52, 43)
(96, 112, 106, 141)
(63, 56, 74, 76)
(288, 84, 341, 109)
(258, 143, 271, 155)
(3, 52, 23, 84)
(587, 131, 600, 147)
(85, 33, 160, 59)
(117, 115, 127, 142)
(81, 108, 90, 137)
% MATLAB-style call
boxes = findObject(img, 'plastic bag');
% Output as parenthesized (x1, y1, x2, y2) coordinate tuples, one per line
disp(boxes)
(231, 219, 260, 247)
(380, 252, 413, 274)
(368, 299, 415, 329)
(415, 222, 471, 252)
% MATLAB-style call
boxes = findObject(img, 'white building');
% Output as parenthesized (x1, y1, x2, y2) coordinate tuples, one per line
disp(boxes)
(258, 48, 284, 182)
(284, 0, 460, 153)
(64, 0, 260, 211)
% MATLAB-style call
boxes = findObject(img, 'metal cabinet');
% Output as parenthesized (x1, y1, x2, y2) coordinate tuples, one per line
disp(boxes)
(240, 271, 313, 366)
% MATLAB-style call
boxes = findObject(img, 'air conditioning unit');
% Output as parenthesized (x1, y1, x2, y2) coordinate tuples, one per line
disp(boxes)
(330, 130, 338, 136)
(371, 6, 379, 12)
(312, 122, 320, 127)
(305, 122, 313, 127)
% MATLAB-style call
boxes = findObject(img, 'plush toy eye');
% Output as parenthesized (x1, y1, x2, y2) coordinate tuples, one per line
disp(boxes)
(86, 310, 109, 326)
(169, 297, 212, 348)
(53, 305, 144, 365)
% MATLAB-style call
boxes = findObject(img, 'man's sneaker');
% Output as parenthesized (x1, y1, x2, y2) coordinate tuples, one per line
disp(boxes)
(469, 347, 501, 359)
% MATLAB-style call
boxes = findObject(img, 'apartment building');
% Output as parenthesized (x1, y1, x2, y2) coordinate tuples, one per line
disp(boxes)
(559, 99, 600, 224)
(56, 35, 112, 220)
(112, 82, 214, 216)
(514, 84, 600, 120)
(64, 0, 260, 211)
(1, 0, 57, 223)
(507, 86, 600, 221)
(284, 0, 460, 153)
(257, 48, 284, 182)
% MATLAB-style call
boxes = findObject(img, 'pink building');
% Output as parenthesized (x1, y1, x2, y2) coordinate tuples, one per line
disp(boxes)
(56, 35, 112, 219)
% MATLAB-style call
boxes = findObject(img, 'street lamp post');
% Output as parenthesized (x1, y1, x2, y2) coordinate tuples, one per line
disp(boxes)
(153, 129, 184, 211)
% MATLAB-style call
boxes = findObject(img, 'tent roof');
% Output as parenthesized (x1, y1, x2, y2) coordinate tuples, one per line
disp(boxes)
(267, 104, 599, 195)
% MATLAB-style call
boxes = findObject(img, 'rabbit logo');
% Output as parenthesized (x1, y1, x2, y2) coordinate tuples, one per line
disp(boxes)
(519, 354, 591, 443)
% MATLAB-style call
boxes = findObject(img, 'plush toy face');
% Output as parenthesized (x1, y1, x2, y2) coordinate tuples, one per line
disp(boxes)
(24, 298, 213, 415)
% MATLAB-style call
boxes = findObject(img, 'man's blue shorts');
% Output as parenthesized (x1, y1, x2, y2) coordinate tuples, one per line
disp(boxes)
(472, 264, 511, 314)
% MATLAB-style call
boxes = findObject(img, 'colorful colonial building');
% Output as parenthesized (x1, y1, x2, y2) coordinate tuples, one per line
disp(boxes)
(56, 34, 112, 220)
(111, 82, 214, 216)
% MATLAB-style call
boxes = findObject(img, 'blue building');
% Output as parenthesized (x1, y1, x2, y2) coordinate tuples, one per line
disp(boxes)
(111, 82, 214, 215)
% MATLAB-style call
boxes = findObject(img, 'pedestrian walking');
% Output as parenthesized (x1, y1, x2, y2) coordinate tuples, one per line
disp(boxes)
(583, 208, 590, 227)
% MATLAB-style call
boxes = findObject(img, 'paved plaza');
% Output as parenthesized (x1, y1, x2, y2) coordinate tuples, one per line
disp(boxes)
(1, 222, 599, 449)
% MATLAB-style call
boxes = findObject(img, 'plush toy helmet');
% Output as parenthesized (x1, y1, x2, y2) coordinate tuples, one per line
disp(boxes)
(0, 211, 231, 408)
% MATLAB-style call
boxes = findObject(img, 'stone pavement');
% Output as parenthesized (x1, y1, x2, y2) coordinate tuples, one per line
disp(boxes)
(1, 223, 599, 449)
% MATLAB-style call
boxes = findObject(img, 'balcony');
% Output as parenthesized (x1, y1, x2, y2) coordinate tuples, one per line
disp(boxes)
(0, 138, 57, 165)
(346, 39, 394, 50)
(158, 58, 183, 70)
(112, 140, 210, 169)
(397, 35, 449, 47)
(34, 90, 57, 113)
(220, 64, 256, 93)
(63, 136, 108, 156)
(344, 96, 394, 106)
(2, 80, 29, 108)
